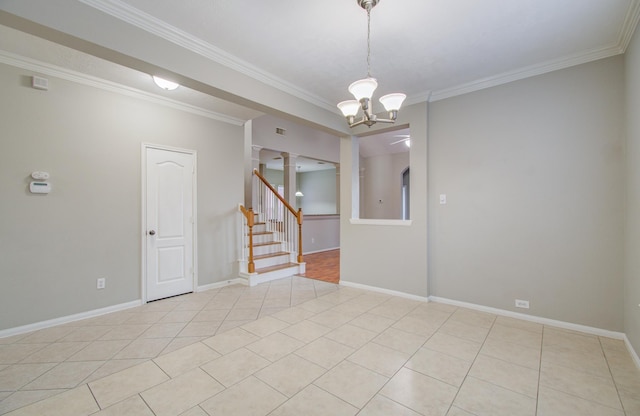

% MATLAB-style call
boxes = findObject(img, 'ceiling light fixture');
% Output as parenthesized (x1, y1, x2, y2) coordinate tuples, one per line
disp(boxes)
(337, 0, 406, 128)
(152, 76, 179, 91)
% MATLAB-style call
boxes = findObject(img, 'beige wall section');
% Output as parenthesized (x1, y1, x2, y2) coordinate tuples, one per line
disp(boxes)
(624, 26, 640, 352)
(252, 115, 340, 164)
(303, 216, 340, 254)
(362, 152, 410, 219)
(0, 62, 244, 331)
(428, 56, 625, 331)
(299, 169, 337, 215)
(340, 102, 428, 297)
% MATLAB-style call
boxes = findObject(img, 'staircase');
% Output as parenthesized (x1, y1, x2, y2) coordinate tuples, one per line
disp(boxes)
(238, 169, 305, 286)
(239, 215, 304, 286)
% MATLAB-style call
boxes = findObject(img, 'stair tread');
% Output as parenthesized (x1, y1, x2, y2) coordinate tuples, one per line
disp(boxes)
(255, 263, 299, 274)
(254, 251, 290, 260)
(251, 231, 274, 236)
(252, 241, 281, 247)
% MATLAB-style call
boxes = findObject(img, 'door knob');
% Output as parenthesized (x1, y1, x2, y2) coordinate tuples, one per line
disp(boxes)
(148, 230, 156, 235)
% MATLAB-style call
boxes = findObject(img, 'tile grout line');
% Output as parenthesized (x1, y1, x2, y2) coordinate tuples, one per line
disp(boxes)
(535, 324, 545, 416)
(441, 309, 494, 416)
(349, 301, 456, 415)
(538, 326, 629, 415)
(3, 282, 639, 415)
(598, 336, 628, 415)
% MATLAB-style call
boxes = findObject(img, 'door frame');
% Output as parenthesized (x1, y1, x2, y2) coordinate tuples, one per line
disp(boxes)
(141, 143, 198, 303)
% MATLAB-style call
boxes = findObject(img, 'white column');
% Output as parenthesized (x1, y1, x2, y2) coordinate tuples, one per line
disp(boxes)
(251, 145, 263, 173)
(350, 136, 360, 219)
(282, 152, 298, 208)
(250, 145, 262, 209)
(243, 121, 253, 208)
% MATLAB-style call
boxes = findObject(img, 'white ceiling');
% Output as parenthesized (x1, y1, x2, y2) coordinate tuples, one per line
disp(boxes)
(359, 128, 411, 158)
(0, 0, 638, 125)
(81, 0, 639, 106)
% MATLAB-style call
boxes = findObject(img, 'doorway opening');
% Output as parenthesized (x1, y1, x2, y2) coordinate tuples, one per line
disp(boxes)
(402, 167, 410, 220)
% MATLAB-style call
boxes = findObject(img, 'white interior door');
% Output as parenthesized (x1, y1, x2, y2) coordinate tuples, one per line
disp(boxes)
(145, 146, 195, 302)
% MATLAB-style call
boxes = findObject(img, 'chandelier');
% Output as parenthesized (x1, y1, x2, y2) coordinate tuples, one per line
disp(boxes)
(337, 0, 406, 128)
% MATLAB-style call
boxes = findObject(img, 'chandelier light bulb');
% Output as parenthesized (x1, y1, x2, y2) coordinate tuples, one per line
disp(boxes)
(337, 100, 361, 117)
(379, 93, 406, 112)
(348, 78, 378, 101)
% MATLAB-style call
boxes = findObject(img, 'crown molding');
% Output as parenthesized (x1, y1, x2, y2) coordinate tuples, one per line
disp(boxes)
(0, 50, 246, 125)
(425, 0, 640, 102)
(78, 0, 336, 113)
(619, 0, 640, 51)
(404, 90, 432, 108)
(78, 0, 640, 108)
(429, 44, 623, 102)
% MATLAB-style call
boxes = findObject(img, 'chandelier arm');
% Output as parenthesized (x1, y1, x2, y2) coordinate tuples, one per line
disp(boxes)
(348, 118, 367, 128)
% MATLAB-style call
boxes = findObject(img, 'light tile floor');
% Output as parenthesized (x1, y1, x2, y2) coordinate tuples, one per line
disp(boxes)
(1, 276, 639, 415)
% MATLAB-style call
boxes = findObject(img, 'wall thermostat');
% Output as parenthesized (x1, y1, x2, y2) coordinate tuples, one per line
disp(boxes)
(31, 171, 50, 180)
(30, 181, 51, 194)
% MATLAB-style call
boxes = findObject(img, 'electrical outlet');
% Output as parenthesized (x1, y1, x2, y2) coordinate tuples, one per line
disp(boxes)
(515, 299, 529, 309)
(439, 194, 447, 204)
(311, 237, 315, 244)
(97, 278, 106, 290)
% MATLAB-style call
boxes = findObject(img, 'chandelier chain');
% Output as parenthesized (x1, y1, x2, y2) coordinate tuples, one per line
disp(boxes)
(367, 7, 372, 78)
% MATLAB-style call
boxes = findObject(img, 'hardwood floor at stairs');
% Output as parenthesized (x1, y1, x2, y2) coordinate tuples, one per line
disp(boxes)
(301, 249, 340, 284)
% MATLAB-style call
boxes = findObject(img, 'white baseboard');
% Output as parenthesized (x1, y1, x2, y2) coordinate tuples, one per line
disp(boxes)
(197, 278, 247, 292)
(336, 281, 640, 369)
(428, 296, 625, 340)
(0, 300, 142, 339)
(624, 335, 640, 369)
(303, 247, 340, 255)
(339, 280, 429, 303)
(429, 295, 640, 370)
(0, 279, 247, 339)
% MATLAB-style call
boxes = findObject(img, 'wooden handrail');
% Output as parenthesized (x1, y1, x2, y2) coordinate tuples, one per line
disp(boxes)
(253, 169, 301, 219)
(252, 168, 303, 263)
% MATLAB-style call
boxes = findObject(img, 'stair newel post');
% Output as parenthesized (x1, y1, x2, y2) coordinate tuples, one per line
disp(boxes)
(247, 208, 255, 274)
(297, 208, 304, 263)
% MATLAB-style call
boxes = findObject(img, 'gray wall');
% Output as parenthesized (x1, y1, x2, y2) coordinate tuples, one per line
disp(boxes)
(0, 62, 244, 330)
(252, 115, 340, 163)
(299, 169, 337, 215)
(263, 168, 284, 189)
(303, 215, 340, 254)
(428, 56, 625, 331)
(625, 25, 640, 353)
(362, 152, 410, 219)
(340, 102, 428, 296)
